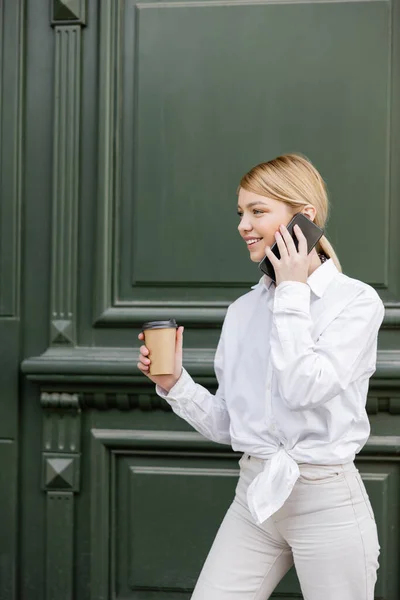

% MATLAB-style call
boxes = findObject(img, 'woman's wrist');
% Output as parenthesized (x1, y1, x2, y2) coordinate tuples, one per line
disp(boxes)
(163, 379, 178, 393)
(162, 369, 183, 393)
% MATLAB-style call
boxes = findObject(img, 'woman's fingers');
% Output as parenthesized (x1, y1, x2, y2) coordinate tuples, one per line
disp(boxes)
(139, 344, 149, 356)
(137, 341, 151, 372)
(137, 332, 149, 372)
(265, 245, 278, 265)
(274, 230, 289, 258)
(137, 361, 149, 372)
(176, 326, 184, 354)
(137, 350, 150, 373)
(279, 224, 297, 255)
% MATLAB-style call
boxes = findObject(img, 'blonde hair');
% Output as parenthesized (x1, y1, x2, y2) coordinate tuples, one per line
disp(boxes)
(238, 153, 342, 272)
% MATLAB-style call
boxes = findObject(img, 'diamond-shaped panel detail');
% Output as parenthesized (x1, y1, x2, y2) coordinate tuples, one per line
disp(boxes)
(53, 0, 86, 24)
(45, 458, 75, 490)
(51, 319, 74, 345)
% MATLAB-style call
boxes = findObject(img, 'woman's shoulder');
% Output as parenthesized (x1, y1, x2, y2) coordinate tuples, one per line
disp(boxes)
(334, 271, 382, 302)
(227, 282, 262, 313)
(330, 271, 385, 317)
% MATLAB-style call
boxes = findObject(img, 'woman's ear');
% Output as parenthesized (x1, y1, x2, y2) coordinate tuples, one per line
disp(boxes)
(302, 205, 317, 222)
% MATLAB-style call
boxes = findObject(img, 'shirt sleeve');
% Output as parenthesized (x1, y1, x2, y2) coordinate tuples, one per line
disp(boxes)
(155, 311, 231, 445)
(270, 281, 385, 411)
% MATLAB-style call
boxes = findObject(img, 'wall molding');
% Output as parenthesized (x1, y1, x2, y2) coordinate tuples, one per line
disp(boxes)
(93, 0, 120, 323)
(91, 429, 400, 455)
(51, 0, 87, 26)
(21, 347, 400, 386)
(93, 303, 400, 329)
(21, 349, 400, 415)
(35, 391, 400, 413)
(94, 303, 228, 328)
(381, 304, 400, 329)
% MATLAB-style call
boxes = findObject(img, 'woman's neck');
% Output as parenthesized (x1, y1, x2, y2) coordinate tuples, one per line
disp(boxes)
(308, 248, 324, 277)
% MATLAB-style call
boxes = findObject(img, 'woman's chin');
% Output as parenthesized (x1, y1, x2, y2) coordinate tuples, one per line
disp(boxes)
(250, 251, 264, 263)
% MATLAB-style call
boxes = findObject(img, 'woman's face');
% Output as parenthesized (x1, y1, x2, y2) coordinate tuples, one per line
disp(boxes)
(237, 188, 295, 263)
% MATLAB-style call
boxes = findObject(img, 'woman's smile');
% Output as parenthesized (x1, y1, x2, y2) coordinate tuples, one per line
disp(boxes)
(244, 236, 263, 249)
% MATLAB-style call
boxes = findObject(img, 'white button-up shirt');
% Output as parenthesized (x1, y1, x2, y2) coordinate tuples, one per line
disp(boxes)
(156, 260, 385, 525)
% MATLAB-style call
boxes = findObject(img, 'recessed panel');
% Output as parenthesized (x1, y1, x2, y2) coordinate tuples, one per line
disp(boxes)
(128, 462, 238, 589)
(130, 0, 390, 285)
(359, 468, 398, 600)
(115, 454, 239, 595)
(113, 455, 399, 598)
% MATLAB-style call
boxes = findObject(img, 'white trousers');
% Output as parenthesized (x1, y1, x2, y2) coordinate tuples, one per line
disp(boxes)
(191, 454, 380, 600)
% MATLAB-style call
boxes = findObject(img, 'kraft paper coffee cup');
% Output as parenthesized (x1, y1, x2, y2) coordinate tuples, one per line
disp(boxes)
(142, 319, 178, 376)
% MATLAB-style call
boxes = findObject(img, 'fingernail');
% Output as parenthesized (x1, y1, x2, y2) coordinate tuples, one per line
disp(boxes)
(280, 224, 285, 231)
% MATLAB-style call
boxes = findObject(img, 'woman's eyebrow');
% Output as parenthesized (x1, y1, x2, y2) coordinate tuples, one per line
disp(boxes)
(237, 201, 270, 210)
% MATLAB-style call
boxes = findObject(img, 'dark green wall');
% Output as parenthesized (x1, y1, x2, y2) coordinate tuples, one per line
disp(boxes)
(0, 0, 399, 598)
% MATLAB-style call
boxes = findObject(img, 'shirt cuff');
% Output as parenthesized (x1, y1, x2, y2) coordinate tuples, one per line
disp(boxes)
(274, 281, 311, 314)
(155, 367, 197, 403)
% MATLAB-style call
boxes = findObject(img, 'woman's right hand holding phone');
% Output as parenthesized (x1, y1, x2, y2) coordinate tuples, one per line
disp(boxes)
(137, 326, 184, 393)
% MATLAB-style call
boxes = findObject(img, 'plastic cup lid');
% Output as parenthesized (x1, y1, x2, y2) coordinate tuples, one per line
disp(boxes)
(142, 319, 178, 330)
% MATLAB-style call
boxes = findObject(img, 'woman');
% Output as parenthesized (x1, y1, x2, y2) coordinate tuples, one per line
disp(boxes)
(137, 153, 385, 600)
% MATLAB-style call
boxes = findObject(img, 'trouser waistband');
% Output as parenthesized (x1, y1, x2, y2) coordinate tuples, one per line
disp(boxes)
(242, 453, 356, 472)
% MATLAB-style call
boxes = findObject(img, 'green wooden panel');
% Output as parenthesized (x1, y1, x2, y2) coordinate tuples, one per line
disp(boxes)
(358, 463, 400, 600)
(125, 458, 238, 592)
(0, 441, 17, 600)
(0, 321, 20, 437)
(124, 0, 391, 289)
(0, 1, 23, 598)
(0, 0, 23, 318)
(88, 0, 400, 337)
(0, 0, 23, 432)
(132, 1, 389, 286)
(89, 429, 400, 599)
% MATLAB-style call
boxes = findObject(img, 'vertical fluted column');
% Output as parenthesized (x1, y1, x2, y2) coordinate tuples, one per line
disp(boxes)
(50, 1, 86, 346)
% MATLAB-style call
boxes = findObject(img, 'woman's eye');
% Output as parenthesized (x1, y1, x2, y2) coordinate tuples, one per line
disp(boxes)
(237, 209, 264, 218)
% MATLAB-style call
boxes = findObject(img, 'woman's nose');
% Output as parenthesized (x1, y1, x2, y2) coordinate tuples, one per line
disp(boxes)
(238, 217, 252, 233)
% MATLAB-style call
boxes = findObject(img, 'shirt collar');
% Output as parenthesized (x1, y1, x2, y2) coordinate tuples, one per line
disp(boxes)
(251, 258, 338, 298)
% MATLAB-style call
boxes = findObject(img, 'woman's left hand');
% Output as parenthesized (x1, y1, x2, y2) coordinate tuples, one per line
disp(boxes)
(265, 224, 311, 287)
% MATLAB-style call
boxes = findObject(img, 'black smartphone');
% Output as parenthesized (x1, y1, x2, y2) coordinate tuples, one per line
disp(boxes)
(258, 212, 324, 282)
